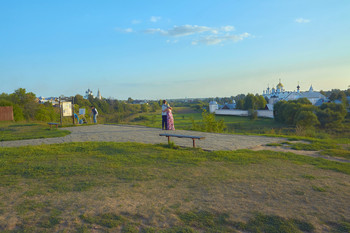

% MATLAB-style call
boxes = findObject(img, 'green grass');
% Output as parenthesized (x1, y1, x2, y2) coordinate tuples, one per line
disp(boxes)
(124, 108, 288, 134)
(0, 122, 71, 141)
(235, 213, 315, 233)
(321, 149, 350, 159)
(264, 137, 350, 160)
(290, 140, 340, 151)
(301, 174, 316, 180)
(1, 142, 349, 180)
(80, 212, 125, 228)
(312, 185, 327, 192)
(326, 220, 350, 233)
(0, 142, 349, 232)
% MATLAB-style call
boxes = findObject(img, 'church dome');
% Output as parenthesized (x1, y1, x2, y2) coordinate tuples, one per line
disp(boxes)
(276, 82, 284, 89)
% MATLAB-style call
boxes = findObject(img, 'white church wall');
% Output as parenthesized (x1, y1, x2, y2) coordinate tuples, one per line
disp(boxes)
(257, 110, 274, 118)
(215, 109, 248, 116)
(214, 109, 274, 118)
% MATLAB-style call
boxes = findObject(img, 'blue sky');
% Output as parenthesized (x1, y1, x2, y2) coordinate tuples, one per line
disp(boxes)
(1, 0, 349, 100)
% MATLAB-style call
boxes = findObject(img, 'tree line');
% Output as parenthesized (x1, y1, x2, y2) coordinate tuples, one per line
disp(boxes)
(274, 98, 347, 130)
(0, 88, 163, 123)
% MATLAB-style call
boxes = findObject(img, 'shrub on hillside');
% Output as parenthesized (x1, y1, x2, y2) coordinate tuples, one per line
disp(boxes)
(317, 103, 346, 128)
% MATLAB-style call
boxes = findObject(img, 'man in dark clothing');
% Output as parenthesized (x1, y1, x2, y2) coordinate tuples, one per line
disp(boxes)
(91, 106, 98, 123)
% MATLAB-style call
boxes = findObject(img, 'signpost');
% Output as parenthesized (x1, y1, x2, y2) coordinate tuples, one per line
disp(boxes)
(59, 96, 75, 125)
(62, 102, 72, 117)
(79, 108, 86, 115)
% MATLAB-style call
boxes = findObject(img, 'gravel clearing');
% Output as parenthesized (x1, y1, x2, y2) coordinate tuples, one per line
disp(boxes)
(0, 124, 284, 150)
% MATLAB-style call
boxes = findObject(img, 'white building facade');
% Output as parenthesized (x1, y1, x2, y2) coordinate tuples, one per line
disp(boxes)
(263, 81, 327, 110)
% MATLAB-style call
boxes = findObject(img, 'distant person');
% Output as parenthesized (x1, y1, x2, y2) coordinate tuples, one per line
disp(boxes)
(167, 106, 175, 130)
(91, 106, 98, 124)
(161, 100, 169, 130)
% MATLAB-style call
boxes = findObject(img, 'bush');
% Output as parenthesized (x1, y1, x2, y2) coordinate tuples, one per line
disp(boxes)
(317, 103, 347, 128)
(35, 104, 57, 122)
(201, 110, 226, 133)
(294, 110, 319, 128)
(248, 109, 258, 120)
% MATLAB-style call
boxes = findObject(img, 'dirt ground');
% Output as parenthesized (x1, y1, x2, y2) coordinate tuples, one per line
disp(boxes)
(1, 124, 349, 163)
(0, 124, 284, 151)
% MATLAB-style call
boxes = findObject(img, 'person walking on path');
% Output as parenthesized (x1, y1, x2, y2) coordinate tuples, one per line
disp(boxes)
(91, 106, 98, 124)
(161, 100, 169, 130)
(167, 106, 175, 130)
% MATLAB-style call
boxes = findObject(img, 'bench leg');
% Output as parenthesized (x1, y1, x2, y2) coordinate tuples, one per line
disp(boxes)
(167, 136, 170, 144)
(192, 139, 196, 148)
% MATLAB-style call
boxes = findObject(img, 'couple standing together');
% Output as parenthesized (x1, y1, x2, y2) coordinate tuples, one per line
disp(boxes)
(161, 100, 175, 130)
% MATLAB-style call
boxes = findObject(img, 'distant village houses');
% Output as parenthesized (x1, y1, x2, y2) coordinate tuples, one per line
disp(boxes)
(37, 96, 59, 106)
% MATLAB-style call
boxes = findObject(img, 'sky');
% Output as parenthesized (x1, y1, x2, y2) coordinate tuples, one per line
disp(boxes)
(1, 0, 349, 100)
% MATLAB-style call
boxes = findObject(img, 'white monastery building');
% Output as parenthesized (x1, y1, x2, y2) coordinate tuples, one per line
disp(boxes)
(209, 80, 328, 119)
(263, 80, 327, 110)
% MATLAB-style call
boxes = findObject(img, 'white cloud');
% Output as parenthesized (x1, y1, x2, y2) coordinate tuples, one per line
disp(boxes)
(166, 25, 214, 37)
(131, 20, 141, 24)
(115, 28, 134, 33)
(166, 39, 179, 44)
(192, 32, 251, 45)
(144, 28, 165, 34)
(145, 24, 234, 37)
(124, 28, 133, 33)
(118, 23, 249, 46)
(150, 16, 161, 22)
(295, 18, 311, 23)
(221, 25, 235, 32)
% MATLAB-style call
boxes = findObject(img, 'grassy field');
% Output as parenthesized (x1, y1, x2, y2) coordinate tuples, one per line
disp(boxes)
(127, 107, 350, 137)
(0, 142, 349, 232)
(126, 107, 289, 135)
(0, 122, 71, 141)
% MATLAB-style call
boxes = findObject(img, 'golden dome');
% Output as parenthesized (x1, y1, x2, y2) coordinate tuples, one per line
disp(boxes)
(276, 82, 284, 89)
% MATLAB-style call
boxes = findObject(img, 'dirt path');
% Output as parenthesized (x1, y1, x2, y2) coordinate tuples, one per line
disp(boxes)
(0, 124, 284, 151)
(1, 124, 349, 163)
(251, 145, 350, 163)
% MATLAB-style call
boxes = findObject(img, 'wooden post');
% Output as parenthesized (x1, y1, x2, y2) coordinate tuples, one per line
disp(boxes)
(59, 97, 62, 126)
(72, 97, 75, 125)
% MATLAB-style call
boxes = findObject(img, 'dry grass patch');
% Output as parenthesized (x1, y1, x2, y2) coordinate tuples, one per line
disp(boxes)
(0, 142, 349, 232)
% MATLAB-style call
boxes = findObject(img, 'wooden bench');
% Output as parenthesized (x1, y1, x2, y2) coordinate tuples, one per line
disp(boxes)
(159, 133, 205, 148)
(48, 122, 59, 129)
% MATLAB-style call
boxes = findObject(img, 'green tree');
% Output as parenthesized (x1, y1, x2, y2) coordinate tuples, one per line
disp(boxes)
(256, 95, 267, 109)
(141, 103, 149, 113)
(243, 94, 256, 110)
(150, 102, 160, 112)
(127, 97, 134, 104)
(0, 99, 12, 106)
(317, 103, 347, 128)
(236, 99, 244, 109)
(35, 104, 57, 122)
(295, 98, 312, 105)
(9, 88, 38, 120)
(294, 111, 319, 128)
